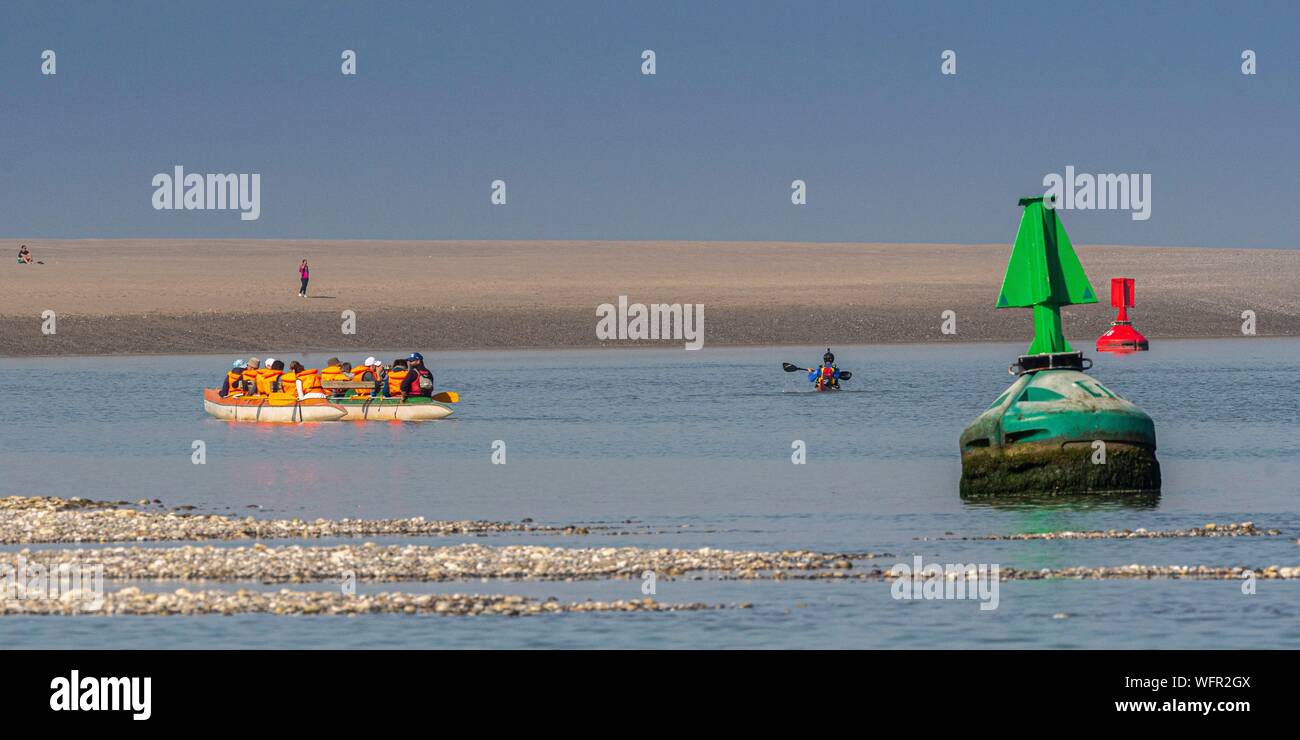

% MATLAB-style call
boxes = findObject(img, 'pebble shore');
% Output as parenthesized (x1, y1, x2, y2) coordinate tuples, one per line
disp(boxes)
(4, 498, 1297, 620)
(936, 522, 1284, 541)
(0, 587, 726, 616)
(3, 543, 872, 582)
(747, 564, 1300, 581)
(0, 496, 581, 544)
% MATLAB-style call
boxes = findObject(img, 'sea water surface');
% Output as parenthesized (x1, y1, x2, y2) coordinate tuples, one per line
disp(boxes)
(1, 340, 1298, 648)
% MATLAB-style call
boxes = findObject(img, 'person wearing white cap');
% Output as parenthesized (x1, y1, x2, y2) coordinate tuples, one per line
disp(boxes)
(349, 356, 383, 398)
(255, 358, 284, 395)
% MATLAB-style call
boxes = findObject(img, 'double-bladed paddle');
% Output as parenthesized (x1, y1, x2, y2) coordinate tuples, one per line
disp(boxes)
(783, 363, 852, 381)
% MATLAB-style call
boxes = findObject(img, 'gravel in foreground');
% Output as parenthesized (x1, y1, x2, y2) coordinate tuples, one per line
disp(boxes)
(0, 496, 580, 544)
(2, 544, 874, 582)
(0, 587, 725, 616)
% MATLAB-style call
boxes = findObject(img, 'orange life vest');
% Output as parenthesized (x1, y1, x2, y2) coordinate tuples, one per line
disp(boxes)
(241, 367, 260, 392)
(224, 370, 244, 396)
(351, 367, 377, 397)
(319, 365, 347, 383)
(256, 369, 282, 395)
(298, 368, 324, 395)
(279, 369, 299, 393)
(387, 369, 409, 396)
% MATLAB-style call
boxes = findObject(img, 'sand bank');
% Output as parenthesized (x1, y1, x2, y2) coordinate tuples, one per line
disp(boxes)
(3, 240, 1297, 356)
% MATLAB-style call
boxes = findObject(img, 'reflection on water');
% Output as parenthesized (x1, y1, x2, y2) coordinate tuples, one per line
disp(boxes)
(961, 491, 1162, 512)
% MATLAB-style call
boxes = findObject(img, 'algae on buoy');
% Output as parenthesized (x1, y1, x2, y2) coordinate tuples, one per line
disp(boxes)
(959, 197, 1160, 498)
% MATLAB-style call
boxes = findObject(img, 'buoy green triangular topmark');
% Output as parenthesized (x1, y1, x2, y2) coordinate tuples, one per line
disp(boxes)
(997, 197, 1097, 355)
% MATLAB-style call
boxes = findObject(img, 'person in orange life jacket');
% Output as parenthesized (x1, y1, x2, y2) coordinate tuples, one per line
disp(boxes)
(334, 361, 353, 398)
(280, 361, 301, 394)
(807, 349, 841, 390)
(319, 357, 348, 398)
(256, 359, 284, 395)
(286, 361, 326, 400)
(400, 352, 435, 400)
(240, 358, 261, 395)
(384, 359, 409, 398)
(220, 359, 248, 397)
(350, 357, 380, 398)
(319, 357, 346, 382)
(250, 358, 279, 395)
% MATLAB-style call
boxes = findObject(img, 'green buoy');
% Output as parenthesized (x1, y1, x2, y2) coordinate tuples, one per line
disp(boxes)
(959, 197, 1160, 497)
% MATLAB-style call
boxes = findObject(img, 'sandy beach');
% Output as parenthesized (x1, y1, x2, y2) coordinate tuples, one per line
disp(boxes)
(2, 239, 1297, 356)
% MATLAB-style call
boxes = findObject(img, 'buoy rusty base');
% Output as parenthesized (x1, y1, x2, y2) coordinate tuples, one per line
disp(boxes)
(959, 358, 1160, 498)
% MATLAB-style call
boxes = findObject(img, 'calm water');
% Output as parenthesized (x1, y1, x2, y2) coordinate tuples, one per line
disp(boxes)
(2, 340, 1298, 648)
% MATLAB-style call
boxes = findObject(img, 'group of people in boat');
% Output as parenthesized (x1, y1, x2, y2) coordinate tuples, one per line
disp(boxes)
(219, 352, 436, 401)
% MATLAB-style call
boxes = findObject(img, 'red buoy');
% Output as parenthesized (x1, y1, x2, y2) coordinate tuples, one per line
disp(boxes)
(1096, 277, 1149, 353)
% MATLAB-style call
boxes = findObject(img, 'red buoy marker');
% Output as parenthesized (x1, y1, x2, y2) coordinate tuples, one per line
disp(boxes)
(1096, 277, 1149, 353)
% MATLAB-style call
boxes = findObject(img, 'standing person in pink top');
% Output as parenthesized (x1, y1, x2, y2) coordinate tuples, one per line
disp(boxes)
(298, 259, 310, 297)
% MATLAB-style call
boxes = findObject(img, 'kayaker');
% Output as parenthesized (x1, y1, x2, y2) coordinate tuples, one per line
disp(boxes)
(808, 349, 841, 391)
(241, 358, 262, 395)
(221, 360, 248, 397)
(385, 359, 409, 398)
(400, 352, 435, 400)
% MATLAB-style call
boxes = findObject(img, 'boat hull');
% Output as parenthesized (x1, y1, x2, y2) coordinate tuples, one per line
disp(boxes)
(335, 397, 454, 421)
(203, 389, 346, 423)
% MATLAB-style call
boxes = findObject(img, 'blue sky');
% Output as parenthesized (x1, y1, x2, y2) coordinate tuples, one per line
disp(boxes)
(2, 1, 1297, 246)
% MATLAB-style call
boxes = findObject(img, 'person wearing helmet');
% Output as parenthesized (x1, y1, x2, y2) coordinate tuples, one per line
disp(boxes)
(221, 359, 248, 397)
(808, 349, 841, 391)
(400, 352, 435, 400)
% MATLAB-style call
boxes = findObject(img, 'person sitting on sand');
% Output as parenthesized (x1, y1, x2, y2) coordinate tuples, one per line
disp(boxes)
(400, 352, 435, 401)
(17, 244, 33, 264)
(221, 360, 248, 397)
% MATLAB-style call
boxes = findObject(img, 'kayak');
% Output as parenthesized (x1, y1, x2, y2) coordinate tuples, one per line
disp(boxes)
(203, 389, 346, 423)
(334, 396, 453, 421)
